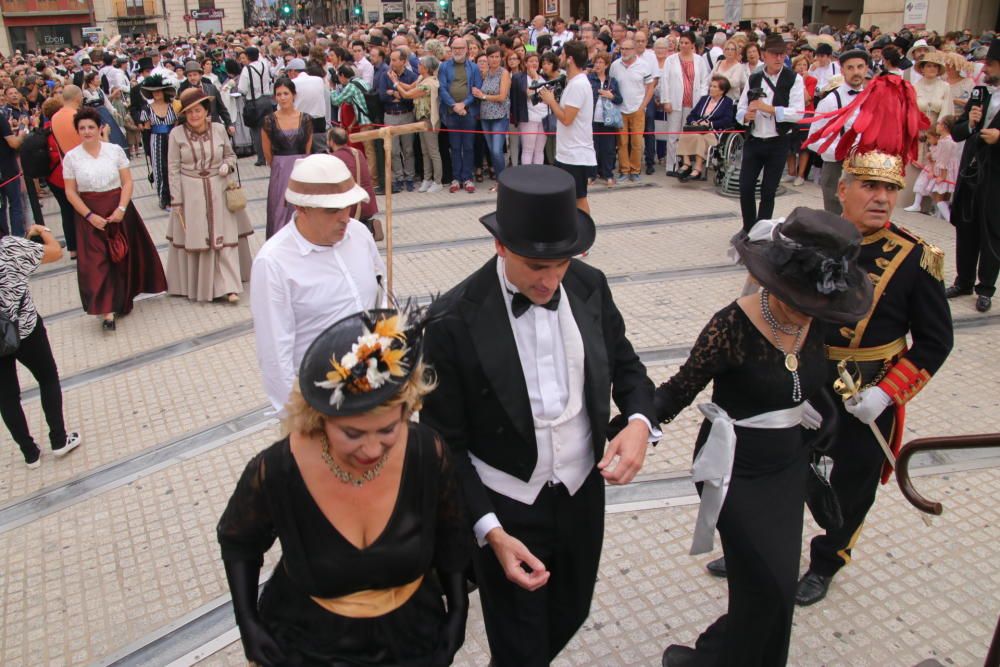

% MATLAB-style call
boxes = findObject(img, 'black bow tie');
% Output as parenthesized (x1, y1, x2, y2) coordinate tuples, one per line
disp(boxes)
(848, 89, 860, 95)
(510, 289, 561, 318)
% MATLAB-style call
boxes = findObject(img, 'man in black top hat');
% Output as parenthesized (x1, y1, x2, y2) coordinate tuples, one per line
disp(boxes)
(735, 33, 806, 232)
(945, 39, 1000, 313)
(422, 165, 657, 667)
(178, 60, 235, 135)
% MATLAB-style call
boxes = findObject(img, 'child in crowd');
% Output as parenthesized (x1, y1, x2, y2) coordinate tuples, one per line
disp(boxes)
(904, 116, 960, 220)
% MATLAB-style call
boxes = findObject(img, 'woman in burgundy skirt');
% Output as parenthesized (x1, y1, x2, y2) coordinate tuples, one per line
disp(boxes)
(62, 107, 167, 331)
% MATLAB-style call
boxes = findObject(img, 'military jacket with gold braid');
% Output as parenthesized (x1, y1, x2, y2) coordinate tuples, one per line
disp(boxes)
(824, 223, 954, 405)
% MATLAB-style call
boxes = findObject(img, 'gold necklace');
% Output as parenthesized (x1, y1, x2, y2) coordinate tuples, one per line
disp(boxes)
(319, 433, 388, 487)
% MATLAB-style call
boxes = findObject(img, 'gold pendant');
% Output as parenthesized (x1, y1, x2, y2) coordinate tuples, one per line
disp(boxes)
(785, 353, 799, 372)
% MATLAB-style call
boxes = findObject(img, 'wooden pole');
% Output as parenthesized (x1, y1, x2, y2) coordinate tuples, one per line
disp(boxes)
(349, 120, 429, 296)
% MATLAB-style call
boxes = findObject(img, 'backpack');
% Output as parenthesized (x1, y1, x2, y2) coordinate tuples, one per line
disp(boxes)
(19, 127, 55, 180)
(350, 79, 383, 125)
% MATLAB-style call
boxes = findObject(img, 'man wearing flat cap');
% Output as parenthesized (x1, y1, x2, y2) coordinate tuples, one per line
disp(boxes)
(250, 154, 385, 416)
(178, 60, 234, 135)
(422, 165, 658, 666)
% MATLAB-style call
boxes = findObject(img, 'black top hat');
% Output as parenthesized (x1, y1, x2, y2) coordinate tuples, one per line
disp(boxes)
(732, 207, 873, 324)
(987, 39, 1000, 63)
(480, 166, 596, 259)
(762, 33, 787, 53)
(298, 309, 428, 416)
(137, 56, 154, 71)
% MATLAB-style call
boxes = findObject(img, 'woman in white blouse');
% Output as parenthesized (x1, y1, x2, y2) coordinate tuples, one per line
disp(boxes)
(713, 40, 748, 101)
(62, 107, 167, 331)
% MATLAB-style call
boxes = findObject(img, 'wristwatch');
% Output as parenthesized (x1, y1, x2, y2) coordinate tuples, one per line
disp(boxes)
(117, 206, 127, 214)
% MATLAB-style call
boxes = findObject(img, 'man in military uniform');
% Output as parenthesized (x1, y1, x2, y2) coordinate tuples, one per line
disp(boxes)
(794, 146, 955, 605)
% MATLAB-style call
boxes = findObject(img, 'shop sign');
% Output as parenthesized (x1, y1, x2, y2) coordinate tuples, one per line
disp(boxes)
(902, 0, 928, 29)
(191, 8, 225, 19)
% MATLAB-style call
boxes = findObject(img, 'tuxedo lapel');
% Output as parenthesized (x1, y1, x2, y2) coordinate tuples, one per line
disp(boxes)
(461, 258, 536, 448)
(565, 270, 609, 428)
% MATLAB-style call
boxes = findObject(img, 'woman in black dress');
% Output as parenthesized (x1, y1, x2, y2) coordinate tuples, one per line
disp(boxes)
(656, 208, 873, 667)
(218, 308, 469, 667)
(261, 77, 312, 238)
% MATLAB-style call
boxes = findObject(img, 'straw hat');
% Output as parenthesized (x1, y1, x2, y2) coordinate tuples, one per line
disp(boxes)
(285, 154, 370, 210)
(914, 50, 946, 74)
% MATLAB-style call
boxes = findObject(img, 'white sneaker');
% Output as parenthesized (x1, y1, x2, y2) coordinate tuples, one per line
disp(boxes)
(426, 182, 443, 193)
(53, 432, 82, 458)
(793, 177, 805, 186)
(781, 174, 795, 183)
(417, 180, 432, 193)
(903, 204, 922, 213)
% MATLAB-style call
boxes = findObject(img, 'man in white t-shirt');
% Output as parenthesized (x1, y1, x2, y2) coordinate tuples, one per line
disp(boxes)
(635, 31, 661, 175)
(538, 40, 596, 214)
(610, 39, 655, 181)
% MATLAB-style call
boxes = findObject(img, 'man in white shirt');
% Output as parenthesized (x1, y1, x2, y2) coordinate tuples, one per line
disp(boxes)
(250, 155, 385, 415)
(528, 15, 549, 48)
(634, 31, 661, 175)
(238, 46, 276, 166)
(351, 40, 375, 87)
(285, 58, 329, 153)
(736, 33, 806, 231)
(707, 31, 726, 68)
(422, 165, 657, 667)
(610, 39, 655, 182)
(809, 49, 870, 214)
(538, 40, 596, 214)
(550, 17, 571, 50)
(810, 42, 840, 91)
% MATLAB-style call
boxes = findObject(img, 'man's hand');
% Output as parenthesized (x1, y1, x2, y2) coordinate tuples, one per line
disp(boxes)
(598, 418, 649, 484)
(663, 102, 673, 113)
(845, 387, 892, 424)
(744, 109, 757, 123)
(452, 102, 465, 114)
(968, 105, 983, 128)
(981, 128, 999, 145)
(537, 85, 556, 105)
(748, 100, 773, 115)
(227, 126, 236, 136)
(485, 528, 549, 591)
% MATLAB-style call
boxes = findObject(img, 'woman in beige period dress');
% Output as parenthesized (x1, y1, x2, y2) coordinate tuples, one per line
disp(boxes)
(166, 88, 253, 304)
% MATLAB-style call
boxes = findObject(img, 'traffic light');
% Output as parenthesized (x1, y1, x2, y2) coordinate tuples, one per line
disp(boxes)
(353, 4, 361, 16)
(280, 2, 292, 15)
(438, 0, 447, 8)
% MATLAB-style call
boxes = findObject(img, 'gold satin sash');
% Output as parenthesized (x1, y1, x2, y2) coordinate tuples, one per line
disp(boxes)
(310, 575, 424, 618)
(825, 337, 907, 362)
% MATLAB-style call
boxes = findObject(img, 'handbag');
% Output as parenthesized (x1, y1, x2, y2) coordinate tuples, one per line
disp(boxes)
(225, 158, 247, 212)
(806, 452, 844, 530)
(106, 225, 128, 264)
(542, 109, 557, 134)
(0, 293, 27, 357)
(601, 97, 623, 129)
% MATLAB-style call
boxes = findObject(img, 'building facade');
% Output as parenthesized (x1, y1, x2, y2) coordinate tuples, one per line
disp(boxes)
(1, 0, 98, 53)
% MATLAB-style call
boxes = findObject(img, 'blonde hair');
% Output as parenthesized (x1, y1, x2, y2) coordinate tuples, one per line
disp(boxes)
(282, 362, 437, 437)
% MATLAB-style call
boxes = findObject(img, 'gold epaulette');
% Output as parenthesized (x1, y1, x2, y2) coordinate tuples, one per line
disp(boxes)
(895, 225, 945, 282)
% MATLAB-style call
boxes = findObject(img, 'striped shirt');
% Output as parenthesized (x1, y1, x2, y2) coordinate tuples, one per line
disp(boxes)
(0, 236, 45, 339)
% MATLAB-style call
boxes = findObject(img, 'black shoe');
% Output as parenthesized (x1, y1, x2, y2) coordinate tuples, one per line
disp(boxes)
(646, 164, 655, 175)
(795, 570, 832, 606)
(374, 185, 385, 195)
(102, 317, 116, 331)
(705, 556, 727, 578)
(666, 169, 678, 177)
(976, 295, 992, 312)
(944, 285, 973, 299)
(662, 644, 697, 667)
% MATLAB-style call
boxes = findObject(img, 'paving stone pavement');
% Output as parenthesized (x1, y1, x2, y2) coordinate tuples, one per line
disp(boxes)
(0, 156, 996, 667)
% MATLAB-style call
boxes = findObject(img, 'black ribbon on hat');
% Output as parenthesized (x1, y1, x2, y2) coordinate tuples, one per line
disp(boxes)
(511, 289, 561, 318)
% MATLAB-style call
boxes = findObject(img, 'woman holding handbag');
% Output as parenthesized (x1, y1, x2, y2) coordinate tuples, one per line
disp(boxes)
(588, 52, 623, 187)
(62, 107, 167, 331)
(166, 88, 254, 304)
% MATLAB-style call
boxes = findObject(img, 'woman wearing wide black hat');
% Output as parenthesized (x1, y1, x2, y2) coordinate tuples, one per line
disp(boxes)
(655, 208, 873, 667)
(217, 308, 470, 667)
(137, 74, 177, 210)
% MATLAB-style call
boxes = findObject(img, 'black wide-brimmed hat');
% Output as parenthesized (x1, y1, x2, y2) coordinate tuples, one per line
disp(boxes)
(762, 33, 787, 54)
(480, 165, 595, 259)
(140, 74, 174, 95)
(298, 308, 428, 417)
(732, 207, 873, 324)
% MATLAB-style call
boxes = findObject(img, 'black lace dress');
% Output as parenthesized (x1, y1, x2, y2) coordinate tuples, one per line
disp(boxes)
(262, 111, 313, 238)
(655, 302, 826, 667)
(217, 422, 469, 666)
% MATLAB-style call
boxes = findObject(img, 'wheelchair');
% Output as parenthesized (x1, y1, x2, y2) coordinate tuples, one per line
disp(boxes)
(711, 131, 744, 186)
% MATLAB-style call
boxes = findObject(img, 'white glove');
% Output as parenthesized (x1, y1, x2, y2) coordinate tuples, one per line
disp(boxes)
(219, 163, 231, 176)
(844, 387, 893, 424)
(801, 401, 822, 430)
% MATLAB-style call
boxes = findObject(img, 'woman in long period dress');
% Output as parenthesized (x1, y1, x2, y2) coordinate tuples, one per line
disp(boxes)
(138, 76, 177, 210)
(261, 77, 312, 238)
(165, 88, 253, 304)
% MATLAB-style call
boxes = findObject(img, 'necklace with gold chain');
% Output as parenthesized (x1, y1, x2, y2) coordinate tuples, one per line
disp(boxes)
(319, 433, 389, 487)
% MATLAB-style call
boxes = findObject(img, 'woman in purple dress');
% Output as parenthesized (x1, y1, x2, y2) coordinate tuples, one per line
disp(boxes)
(262, 77, 312, 238)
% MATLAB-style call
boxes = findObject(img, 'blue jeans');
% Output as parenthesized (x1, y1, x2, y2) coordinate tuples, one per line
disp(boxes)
(0, 176, 25, 237)
(593, 123, 618, 179)
(480, 117, 509, 178)
(443, 111, 477, 183)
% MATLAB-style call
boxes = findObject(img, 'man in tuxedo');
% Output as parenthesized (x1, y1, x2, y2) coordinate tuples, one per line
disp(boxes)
(422, 165, 658, 667)
(946, 39, 1000, 313)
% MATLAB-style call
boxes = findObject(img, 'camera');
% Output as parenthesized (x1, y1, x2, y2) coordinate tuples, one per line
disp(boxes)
(746, 87, 766, 102)
(529, 74, 567, 105)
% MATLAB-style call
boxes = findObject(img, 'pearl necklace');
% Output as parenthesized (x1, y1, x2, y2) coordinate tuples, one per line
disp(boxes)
(760, 288, 805, 402)
(319, 434, 389, 487)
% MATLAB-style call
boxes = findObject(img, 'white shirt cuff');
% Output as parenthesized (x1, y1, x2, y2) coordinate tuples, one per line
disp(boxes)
(774, 106, 786, 122)
(628, 413, 662, 442)
(473, 512, 502, 547)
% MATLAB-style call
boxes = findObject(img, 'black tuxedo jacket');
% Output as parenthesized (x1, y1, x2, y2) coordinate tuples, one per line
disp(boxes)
(421, 256, 656, 523)
(178, 80, 234, 130)
(951, 89, 1000, 227)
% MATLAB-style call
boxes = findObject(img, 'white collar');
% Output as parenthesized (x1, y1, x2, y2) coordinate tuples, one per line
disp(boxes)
(290, 217, 350, 256)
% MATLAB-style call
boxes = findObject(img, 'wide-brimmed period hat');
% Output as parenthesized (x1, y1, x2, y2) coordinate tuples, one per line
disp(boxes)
(140, 74, 175, 97)
(285, 154, 369, 210)
(298, 309, 427, 416)
(479, 165, 595, 259)
(732, 208, 873, 323)
(177, 87, 212, 115)
(183, 60, 202, 73)
(914, 50, 945, 74)
(762, 33, 787, 54)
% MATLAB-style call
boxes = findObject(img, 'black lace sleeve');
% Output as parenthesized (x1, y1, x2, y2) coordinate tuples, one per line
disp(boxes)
(217, 450, 277, 566)
(431, 432, 473, 574)
(655, 303, 744, 423)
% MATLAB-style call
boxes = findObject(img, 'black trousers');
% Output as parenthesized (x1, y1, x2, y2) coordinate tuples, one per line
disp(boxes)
(643, 98, 657, 168)
(49, 183, 77, 253)
(739, 134, 790, 232)
(808, 397, 897, 577)
(473, 469, 604, 667)
(0, 319, 67, 459)
(953, 190, 1000, 297)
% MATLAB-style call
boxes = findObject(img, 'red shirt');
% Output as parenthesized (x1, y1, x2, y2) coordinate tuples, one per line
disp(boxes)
(332, 145, 378, 221)
(804, 75, 818, 112)
(44, 121, 65, 189)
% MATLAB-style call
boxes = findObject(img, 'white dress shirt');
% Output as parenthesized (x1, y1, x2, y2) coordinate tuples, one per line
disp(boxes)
(736, 68, 805, 139)
(250, 219, 385, 414)
(292, 73, 328, 119)
(471, 259, 659, 546)
(353, 57, 375, 88)
(809, 82, 863, 162)
(238, 60, 275, 99)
